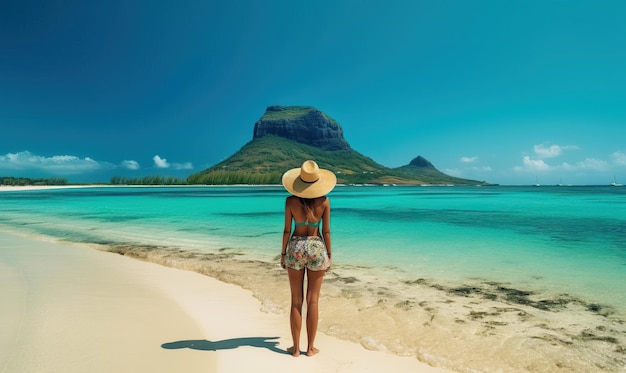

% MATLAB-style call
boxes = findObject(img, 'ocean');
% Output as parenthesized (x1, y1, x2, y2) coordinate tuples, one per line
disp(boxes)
(1, 185, 624, 372)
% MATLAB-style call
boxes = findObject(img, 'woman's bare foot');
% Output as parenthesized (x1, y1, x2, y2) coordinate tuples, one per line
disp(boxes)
(287, 346, 300, 357)
(306, 347, 319, 357)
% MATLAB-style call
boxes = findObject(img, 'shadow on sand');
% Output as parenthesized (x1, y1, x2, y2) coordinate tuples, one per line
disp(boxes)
(161, 336, 285, 354)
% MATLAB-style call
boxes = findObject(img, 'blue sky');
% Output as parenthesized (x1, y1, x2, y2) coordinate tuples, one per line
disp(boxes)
(1, 0, 625, 185)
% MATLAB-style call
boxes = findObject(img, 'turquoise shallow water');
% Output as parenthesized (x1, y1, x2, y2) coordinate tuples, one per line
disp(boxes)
(1, 185, 625, 372)
(1, 185, 623, 309)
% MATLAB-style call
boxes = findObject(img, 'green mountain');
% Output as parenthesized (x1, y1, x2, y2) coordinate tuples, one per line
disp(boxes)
(188, 106, 491, 186)
(392, 156, 488, 185)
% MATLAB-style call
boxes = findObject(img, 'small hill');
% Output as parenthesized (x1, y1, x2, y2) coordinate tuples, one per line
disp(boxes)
(188, 106, 490, 186)
(393, 156, 486, 185)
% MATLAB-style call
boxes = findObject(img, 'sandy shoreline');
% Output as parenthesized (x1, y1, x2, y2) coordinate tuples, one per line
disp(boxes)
(0, 231, 453, 373)
(0, 185, 103, 192)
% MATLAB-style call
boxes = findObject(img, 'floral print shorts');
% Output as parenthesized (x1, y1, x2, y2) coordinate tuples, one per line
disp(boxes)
(285, 236, 330, 271)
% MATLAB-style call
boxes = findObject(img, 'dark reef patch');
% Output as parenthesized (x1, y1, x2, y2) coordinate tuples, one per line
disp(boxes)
(406, 278, 618, 316)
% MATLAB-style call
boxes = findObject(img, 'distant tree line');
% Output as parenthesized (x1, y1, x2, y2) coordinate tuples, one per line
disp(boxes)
(187, 170, 282, 185)
(110, 175, 187, 185)
(1, 177, 68, 186)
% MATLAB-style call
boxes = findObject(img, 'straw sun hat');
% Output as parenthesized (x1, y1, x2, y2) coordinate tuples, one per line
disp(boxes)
(281, 160, 337, 198)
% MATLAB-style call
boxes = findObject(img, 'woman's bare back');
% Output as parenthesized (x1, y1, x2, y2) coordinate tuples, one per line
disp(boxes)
(286, 196, 329, 237)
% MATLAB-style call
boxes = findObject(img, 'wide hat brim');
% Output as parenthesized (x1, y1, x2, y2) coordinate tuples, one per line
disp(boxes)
(282, 164, 337, 198)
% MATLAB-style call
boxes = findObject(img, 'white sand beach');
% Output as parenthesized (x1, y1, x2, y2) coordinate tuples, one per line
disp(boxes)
(0, 231, 454, 373)
(0, 185, 99, 192)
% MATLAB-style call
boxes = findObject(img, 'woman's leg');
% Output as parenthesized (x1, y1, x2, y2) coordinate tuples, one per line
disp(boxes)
(305, 269, 325, 356)
(287, 268, 305, 356)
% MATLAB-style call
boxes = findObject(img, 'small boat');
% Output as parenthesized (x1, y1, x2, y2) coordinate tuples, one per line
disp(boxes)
(611, 177, 623, 187)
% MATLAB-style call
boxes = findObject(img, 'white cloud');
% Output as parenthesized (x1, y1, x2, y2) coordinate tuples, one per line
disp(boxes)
(173, 162, 193, 170)
(153, 155, 170, 168)
(534, 144, 562, 158)
(0, 151, 192, 177)
(515, 155, 611, 175)
(611, 151, 626, 166)
(121, 160, 140, 170)
(533, 143, 579, 158)
(516, 144, 585, 173)
(460, 156, 478, 163)
(152, 155, 192, 170)
(0, 151, 108, 174)
(576, 158, 609, 171)
(514, 156, 552, 172)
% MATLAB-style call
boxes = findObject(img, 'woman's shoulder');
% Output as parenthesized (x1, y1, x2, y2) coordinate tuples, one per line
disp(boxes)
(316, 196, 330, 206)
(285, 195, 329, 205)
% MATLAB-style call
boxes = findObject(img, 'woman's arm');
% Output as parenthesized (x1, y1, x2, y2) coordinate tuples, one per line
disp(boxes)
(321, 198, 331, 260)
(281, 197, 293, 268)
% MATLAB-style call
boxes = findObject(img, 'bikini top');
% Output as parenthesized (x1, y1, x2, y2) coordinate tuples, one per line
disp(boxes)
(294, 219, 321, 227)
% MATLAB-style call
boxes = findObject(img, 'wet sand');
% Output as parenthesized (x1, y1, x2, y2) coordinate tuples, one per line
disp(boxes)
(0, 231, 453, 373)
(97, 242, 626, 372)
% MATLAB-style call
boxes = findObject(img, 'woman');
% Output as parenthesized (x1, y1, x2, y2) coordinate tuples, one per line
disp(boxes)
(280, 160, 336, 357)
